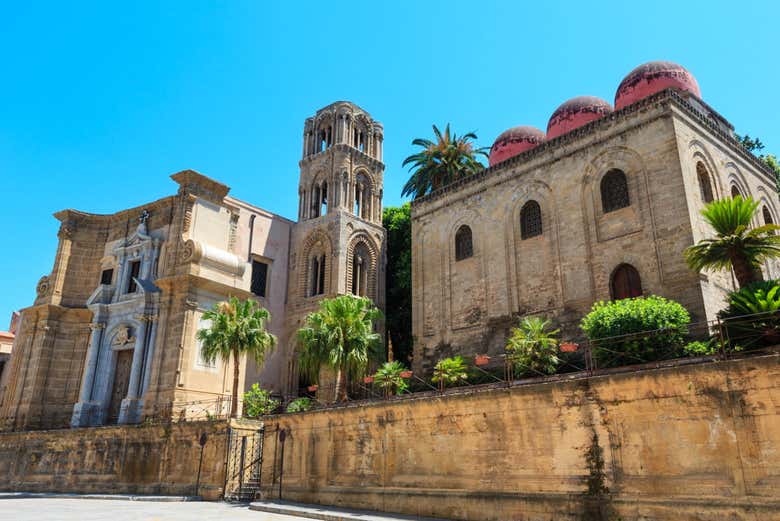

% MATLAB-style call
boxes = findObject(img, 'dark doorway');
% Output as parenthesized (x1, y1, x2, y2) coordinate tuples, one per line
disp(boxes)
(107, 349, 133, 423)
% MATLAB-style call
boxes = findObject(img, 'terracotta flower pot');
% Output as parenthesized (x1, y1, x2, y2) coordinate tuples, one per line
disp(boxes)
(363, 376, 374, 384)
(307, 384, 319, 392)
(399, 370, 413, 379)
(560, 342, 579, 353)
(474, 354, 491, 367)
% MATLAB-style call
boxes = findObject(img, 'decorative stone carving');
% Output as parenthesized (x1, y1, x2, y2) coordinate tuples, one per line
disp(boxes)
(180, 239, 246, 276)
(112, 326, 135, 346)
(36, 276, 50, 298)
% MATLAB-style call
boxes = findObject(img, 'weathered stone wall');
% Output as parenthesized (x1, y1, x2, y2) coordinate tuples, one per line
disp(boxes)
(258, 355, 780, 521)
(0, 420, 230, 500)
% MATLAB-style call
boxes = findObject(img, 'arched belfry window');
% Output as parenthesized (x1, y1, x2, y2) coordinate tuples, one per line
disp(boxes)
(731, 185, 742, 198)
(696, 162, 714, 203)
(309, 254, 326, 297)
(600, 169, 630, 213)
(351, 243, 370, 296)
(520, 200, 543, 239)
(610, 263, 643, 300)
(455, 225, 473, 261)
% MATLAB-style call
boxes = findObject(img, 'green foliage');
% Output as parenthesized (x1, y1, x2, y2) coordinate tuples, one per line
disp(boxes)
(297, 295, 384, 401)
(737, 133, 780, 192)
(401, 124, 488, 199)
(580, 296, 691, 367)
(505, 317, 560, 375)
(243, 383, 279, 417)
(286, 397, 313, 413)
(719, 280, 780, 349)
(683, 340, 718, 356)
(432, 356, 469, 389)
(383, 203, 413, 363)
(197, 297, 277, 418)
(684, 196, 780, 288)
(372, 360, 407, 396)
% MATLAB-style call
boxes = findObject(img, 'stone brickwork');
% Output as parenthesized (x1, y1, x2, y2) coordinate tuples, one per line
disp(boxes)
(0, 420, 232, 500)
(411, 90, 780, 375)
(257, 354, 780, 521)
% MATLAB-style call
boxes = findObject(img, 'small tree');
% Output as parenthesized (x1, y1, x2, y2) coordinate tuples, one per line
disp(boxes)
(286, 397, 313, 413)
(372, 360, 407, 398)
(684, 196, 780, 288)
(431, 356, 469, 391)
(197, 297, 276, 418)
(297, 295, 384, 402)
(506, 317, 560, 376)
(243, 383, 279, 417)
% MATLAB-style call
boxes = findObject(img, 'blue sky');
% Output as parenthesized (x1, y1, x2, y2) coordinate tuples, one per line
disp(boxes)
(1, 0, 779, 325)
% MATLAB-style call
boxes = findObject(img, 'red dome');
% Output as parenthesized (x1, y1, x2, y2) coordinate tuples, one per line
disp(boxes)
(488, 126, 546, 166)
(546, 96, 613, 140)
(615, 61, 700, 110)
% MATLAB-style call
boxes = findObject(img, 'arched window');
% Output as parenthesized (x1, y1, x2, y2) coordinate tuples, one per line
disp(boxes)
(320, 182, 328, 216)
(309, 254, 326, 297)
(455, 225, 473, 261)
(764, 206, 774, 225)
(731, 185, 742, 198)
(610, 263, 643, 300)
(351, 243, 370, 296)
(696, 162, 714, 203)
(520, 200, 543, 239)
(354, 173, 371, 219)
(600, 169, 630, 213)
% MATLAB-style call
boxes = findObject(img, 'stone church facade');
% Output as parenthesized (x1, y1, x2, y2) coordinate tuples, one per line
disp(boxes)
(410, 62, 780, 374)
(0, 102, 386, 430)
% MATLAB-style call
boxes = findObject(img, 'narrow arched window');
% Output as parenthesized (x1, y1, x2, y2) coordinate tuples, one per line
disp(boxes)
(600, 169, 630, 213)
(696, 162, 713, 203)
(351, 243, 370, 296)
(455, 225, 473, 261)
(520, 200, 543, 239)
(731, 185, 742, 198)
(309, 254, 326, 297)
(764, 206, 774, 225)
(610, 263, 643, 300)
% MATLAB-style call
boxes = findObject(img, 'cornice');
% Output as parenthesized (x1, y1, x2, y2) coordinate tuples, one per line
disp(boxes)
(299, 143, 385, 171)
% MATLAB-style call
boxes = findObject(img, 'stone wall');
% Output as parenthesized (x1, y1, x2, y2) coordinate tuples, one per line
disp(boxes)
(0, 420, 231, 500)
(258, 354, 780, 521)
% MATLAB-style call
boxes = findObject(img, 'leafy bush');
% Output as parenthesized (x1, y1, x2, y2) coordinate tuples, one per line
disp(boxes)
(286, 397, 313, 413)
(683, 340, 717, 356)
(243, 383, 279, 417)
(580, 296, 690, 367)
(719, 280, 780, 349)
(432, 356, 469, 390)
(372, 360, 408, 397)
(505, 317, 560, 375)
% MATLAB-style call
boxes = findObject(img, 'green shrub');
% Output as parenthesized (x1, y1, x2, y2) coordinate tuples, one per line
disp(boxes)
(243, 383, 279, 417)
(286, 397, 313, 413)
(372, 360, 408, 397)
(505, 317, 560, 375)
(719, 280, 780, 349)
(580, 296, 690, 367)
(432, 356, 469, 390)
(683, 340, 717, 356)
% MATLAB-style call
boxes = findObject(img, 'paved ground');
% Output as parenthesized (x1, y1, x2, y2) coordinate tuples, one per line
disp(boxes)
(0, 498, 306, 521)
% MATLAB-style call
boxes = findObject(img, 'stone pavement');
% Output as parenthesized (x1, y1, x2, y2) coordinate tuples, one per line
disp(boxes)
(0, 498, 448, 521)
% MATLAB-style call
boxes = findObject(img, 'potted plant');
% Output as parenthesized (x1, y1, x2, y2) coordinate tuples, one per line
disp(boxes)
(431, 356, 469, 392)
(363, 375, 375, 384)
(560, 342, 579, 353)
(474, 354, 491, 366)
(372, 360, 408, 398)
(399, 370, 413, 379)
(506, 317, 561, 376)
(307, 384, 319, 392)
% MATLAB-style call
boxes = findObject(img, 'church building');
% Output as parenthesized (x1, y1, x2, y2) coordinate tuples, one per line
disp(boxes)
(410, 61, 780, 374)
(0, 102, 386, 430)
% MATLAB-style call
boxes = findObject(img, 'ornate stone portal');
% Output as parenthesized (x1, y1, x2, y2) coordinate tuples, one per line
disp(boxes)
(71, 213, 162, 427)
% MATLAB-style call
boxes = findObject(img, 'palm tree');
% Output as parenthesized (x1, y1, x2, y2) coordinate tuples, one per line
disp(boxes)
(297, 295, 383, 402)
(372, 360, 407, 398)
(197, 297, 277, 418)
(401, 124, 488, 199)
(505, 317, 560, 375)
(684, 196, 780, 288)
(431, 356, 469, 391)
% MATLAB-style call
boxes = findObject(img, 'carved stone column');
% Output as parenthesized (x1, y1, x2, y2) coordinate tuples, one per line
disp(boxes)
(118, 316, 149, 424)
(70, 322, 105, 427)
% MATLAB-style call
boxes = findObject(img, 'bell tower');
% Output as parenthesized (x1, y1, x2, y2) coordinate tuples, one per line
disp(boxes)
(282, 101, 386, 396)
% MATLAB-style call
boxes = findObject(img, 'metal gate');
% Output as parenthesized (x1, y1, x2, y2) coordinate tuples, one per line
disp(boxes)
(224, 426, 264, 502)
